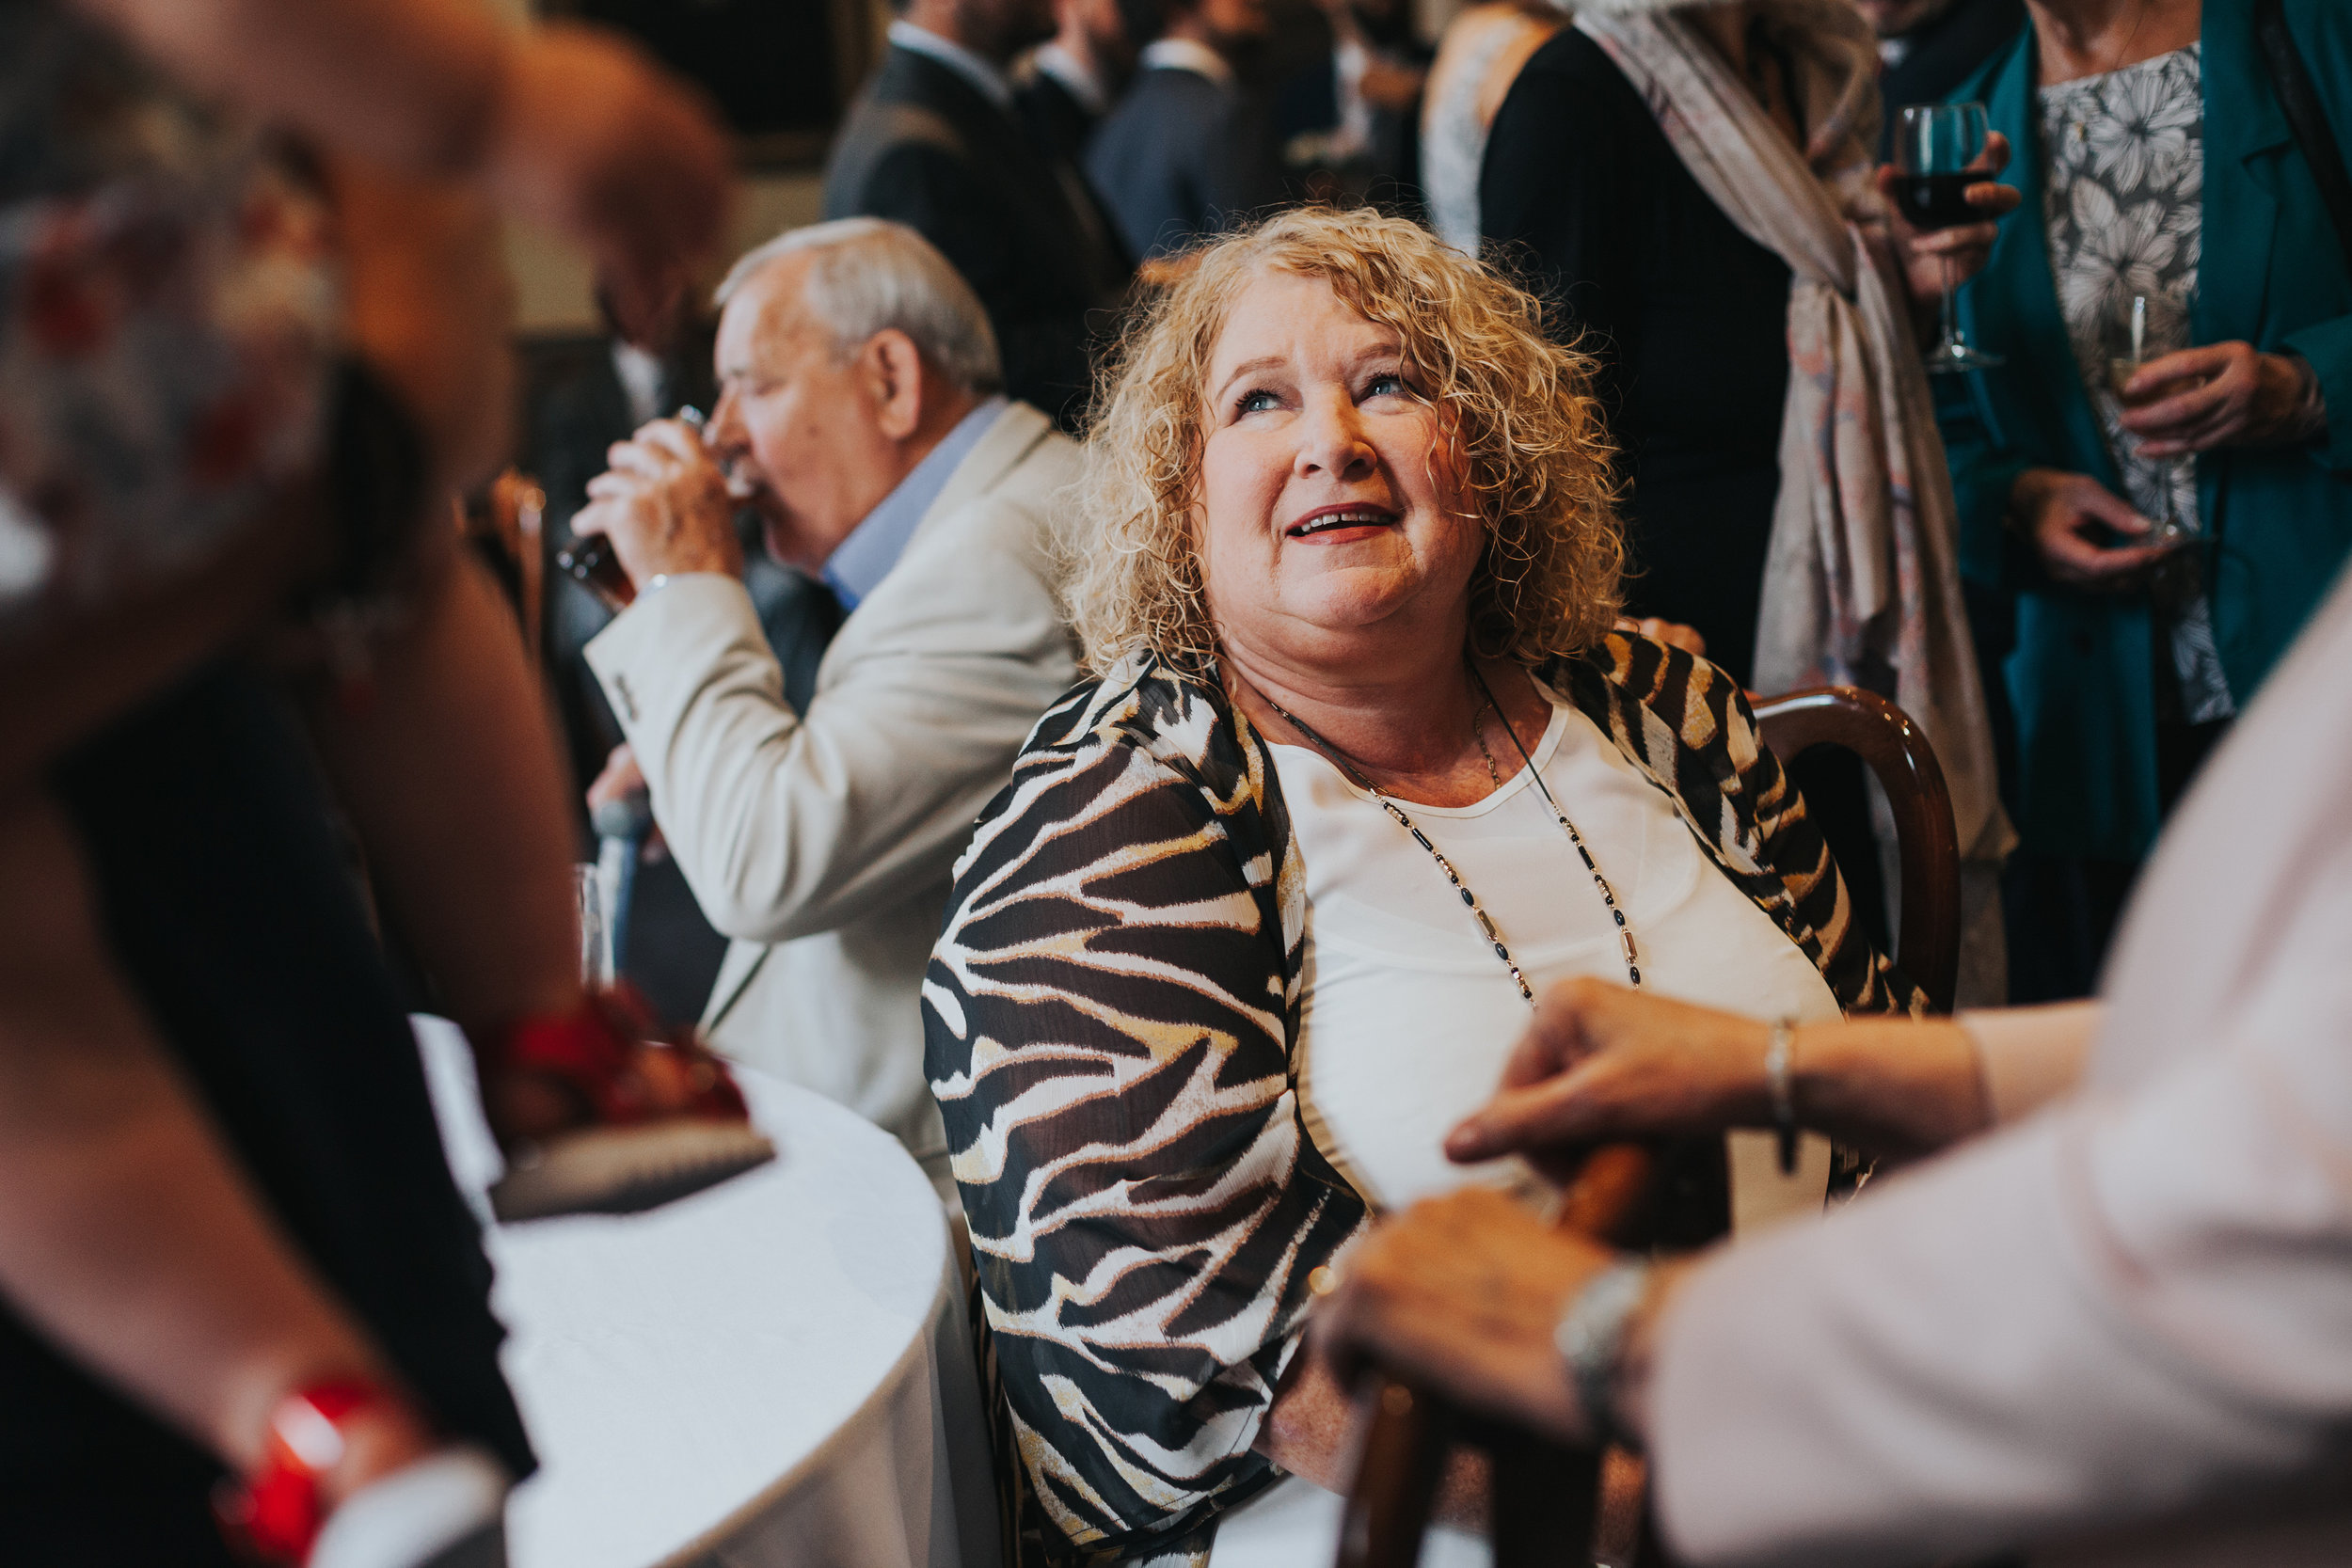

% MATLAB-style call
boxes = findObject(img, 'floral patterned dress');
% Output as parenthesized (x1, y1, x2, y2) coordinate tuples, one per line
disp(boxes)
(2039, 43, 2233, 724)
(0, 1, 340, 640)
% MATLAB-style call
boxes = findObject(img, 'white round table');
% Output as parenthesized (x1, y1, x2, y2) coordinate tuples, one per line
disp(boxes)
(411, 1017, 999, 1568)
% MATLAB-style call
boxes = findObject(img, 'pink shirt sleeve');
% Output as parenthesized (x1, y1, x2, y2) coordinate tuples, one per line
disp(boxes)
(1643, 845, 2352, 1566)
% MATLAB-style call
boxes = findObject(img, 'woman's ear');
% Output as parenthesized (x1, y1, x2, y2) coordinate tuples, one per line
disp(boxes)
(865, 328, 930, 442)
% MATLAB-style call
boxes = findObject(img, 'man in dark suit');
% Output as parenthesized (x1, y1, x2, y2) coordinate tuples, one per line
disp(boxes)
(825, 0, 1130, 431)
(1084, 0, 1289, 261)
(1865, 0, 2026, 160)
(1018, 0, 1136, 164)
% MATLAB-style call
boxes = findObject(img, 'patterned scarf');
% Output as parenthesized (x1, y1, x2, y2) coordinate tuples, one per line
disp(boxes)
(1575, 0, 2010, 883)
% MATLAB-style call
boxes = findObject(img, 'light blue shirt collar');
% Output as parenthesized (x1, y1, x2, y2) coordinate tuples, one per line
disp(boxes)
(822, 398, 1008, 610)
(887, 21, 1016, 112)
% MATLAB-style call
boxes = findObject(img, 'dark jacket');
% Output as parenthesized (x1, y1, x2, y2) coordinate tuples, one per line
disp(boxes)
(1018, 66, 1098, 166)
(1084, 62, 1288, 260)
(1480, 26, 1792, 684)
(824, 44, 1129, 430)
(1938, 0, 2352, 860)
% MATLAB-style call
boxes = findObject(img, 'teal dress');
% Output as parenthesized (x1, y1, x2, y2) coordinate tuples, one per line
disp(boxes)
(1937, 0, 2352, 862)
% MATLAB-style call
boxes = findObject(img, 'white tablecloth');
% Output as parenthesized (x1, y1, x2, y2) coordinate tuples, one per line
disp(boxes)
(411, 1017, 999, 1568)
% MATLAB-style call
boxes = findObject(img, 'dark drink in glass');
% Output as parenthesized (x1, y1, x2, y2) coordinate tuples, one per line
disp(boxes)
(556, 539, 635, 610)
(1897, 103, 2004, 372)
(1896, 172, 1978, 232)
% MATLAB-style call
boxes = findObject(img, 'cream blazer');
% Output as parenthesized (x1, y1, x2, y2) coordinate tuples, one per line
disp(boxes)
(1647, 560, 2352, 1565)
(584, 402, 1080, 1174)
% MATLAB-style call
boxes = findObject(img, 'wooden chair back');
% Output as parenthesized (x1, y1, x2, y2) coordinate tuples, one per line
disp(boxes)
(1332, 687, 1963, 1568)
(1750, 686, 1962, 1014)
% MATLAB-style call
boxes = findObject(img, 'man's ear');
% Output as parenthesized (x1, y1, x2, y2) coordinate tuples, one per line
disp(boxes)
(864, 329, 930, 442)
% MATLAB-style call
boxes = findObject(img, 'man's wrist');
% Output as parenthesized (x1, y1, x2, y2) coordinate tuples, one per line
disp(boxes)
(1554, 1259, 1653, 1450)
(1607, 1259, 1686, 1451)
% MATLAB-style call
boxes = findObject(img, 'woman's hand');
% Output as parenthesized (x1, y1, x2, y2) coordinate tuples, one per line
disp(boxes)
(1444, 980, 1773, 1178)
(1445, 976, 1994, 1167)
(2121, 343, 2322, 455)
(2010, 467, 2180, 590)
(1879, 131, 2021, 306)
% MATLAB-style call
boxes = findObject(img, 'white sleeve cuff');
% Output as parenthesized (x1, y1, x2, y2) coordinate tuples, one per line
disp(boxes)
(310, 1444, 511, 1568)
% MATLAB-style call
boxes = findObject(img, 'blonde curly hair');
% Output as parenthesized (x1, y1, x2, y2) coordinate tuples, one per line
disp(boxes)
(1065, 206, 1625, 675)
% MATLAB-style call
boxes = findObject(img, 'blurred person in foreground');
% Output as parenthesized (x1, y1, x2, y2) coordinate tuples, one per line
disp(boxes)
(571, 218, 1081, 1193)
(1932, 0, 2351, 1003)
(1481, 0, 2017, 1000)
(923, 207, 1916, 1567)
(1085, 0, 1292, 260)
(824, 0, 1131, 430)
(0, 0, 746, 1562)
(1319, 549, 2352, 1565)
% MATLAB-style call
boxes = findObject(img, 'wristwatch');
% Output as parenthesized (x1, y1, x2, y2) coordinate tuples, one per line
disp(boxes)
(1554, 1259, 1652, 1451)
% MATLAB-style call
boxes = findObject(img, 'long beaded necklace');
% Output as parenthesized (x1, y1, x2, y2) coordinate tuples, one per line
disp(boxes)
(1248, 660, 1641, 1003)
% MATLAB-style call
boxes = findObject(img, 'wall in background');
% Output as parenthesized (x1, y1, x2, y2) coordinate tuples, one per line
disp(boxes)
(504, 173, 829, 334)
(491, 0, 866, 334)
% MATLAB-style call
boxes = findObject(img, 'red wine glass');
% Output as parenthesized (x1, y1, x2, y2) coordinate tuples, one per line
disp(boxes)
(1896, 102, 2004, 374)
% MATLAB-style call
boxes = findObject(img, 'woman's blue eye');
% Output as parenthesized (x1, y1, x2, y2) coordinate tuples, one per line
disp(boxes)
(1236, 388, 1280, 415)
(1366, 372, 1406, 398)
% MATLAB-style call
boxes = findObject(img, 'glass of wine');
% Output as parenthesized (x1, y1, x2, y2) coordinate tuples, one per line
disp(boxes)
(2104, 293, 2192, 548)
(1895, 102, 2004, 374)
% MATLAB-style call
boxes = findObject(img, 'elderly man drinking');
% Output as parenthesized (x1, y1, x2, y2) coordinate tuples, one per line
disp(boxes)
(571, 217, 1080, 1189)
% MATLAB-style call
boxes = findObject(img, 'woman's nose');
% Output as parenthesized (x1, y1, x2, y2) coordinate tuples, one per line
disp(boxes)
(1294, 388, 1375, 479)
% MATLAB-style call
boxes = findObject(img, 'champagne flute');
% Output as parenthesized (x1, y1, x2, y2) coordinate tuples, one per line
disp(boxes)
(2104, 293, 2192, 548)
(1895, 103, 2005, 374)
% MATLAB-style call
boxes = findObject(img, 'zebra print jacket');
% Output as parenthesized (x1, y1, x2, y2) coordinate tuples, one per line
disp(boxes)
(923, 633, 1924, 1566)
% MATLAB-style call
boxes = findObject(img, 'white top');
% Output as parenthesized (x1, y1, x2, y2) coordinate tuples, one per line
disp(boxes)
(1279, 693, 1840, 1216)
(1213, 690, 1840, 1567)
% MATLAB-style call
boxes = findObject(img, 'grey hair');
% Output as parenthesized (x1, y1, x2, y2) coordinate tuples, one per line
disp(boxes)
(714, 216, 1003, 394)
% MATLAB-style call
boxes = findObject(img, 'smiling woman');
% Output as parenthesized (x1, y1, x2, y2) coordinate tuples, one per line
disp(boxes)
(1069, 207, 1620, 684)
(925, 207, 1923, 1568)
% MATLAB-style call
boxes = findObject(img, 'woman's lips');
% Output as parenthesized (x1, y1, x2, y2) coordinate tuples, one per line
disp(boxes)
(1285, 505, 1398, 543)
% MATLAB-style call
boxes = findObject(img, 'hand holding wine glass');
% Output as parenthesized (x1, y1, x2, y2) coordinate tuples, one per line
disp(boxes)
(1890, 103, 2007, 373)
(1877, 129, 2017, 303)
